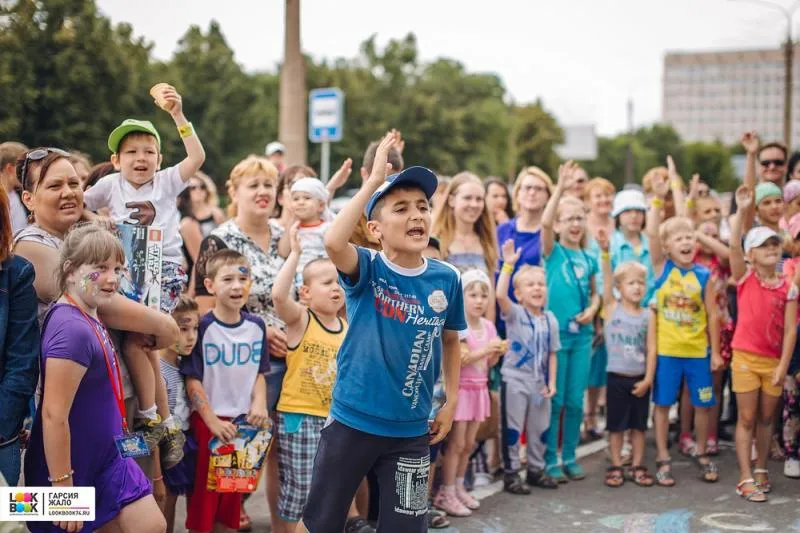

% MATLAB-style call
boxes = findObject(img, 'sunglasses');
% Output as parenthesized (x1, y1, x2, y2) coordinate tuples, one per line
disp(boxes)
(17, 147, 70, 191)
(760, 159, 786, 168)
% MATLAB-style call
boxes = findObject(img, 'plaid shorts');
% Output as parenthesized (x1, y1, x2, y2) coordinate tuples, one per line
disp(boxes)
(277, 412, 326, 522)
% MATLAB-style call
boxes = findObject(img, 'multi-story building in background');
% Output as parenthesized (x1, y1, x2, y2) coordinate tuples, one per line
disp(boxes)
(663, 45, 800, 147)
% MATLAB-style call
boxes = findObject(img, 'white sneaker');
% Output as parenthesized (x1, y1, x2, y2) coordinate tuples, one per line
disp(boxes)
(784, 458, 800, 478)
(472, 472, 492, 488)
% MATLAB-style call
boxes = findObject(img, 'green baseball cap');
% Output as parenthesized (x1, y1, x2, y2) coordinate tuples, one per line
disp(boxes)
(107, 119, 161, 153)
(755, 182, 782, 205)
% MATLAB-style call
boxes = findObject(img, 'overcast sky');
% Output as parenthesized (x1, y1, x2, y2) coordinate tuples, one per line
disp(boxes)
(98, 0, 786, 136)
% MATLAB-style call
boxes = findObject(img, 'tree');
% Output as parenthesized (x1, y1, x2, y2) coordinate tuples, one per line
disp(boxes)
(510, 100, 564, 179)
(0, 0, 154, 163)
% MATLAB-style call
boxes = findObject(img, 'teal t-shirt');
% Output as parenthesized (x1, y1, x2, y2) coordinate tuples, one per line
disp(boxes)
(544, 241, 598, 336)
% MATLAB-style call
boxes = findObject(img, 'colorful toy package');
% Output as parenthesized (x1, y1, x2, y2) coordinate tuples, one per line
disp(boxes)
(207, 415, 273, 493)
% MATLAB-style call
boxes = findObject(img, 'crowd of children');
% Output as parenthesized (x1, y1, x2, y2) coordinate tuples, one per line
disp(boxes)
(6, 81, 800, 533)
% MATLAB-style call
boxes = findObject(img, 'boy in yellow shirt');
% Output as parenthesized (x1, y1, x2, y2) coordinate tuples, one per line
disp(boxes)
(271, 223, 347, 533)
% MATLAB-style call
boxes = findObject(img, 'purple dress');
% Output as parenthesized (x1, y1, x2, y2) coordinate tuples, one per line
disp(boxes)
(24, 304, 151, 532)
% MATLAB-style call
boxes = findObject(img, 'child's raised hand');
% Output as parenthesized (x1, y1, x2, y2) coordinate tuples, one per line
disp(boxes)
(741, 130, 760, 155)
(596, 228, 610, 252)
(161, 85, 183, 117)
(651, 171, 670, 199)
(328, 158, 353, 192)
(390, 129, 406, 154)
(501, 239, 521, 265)
(688, 174, 701, 200)
(735, 185, 754, 210)
(632, 379, 650, 398)
(666, 155, 678, 180)
(556, 160, 578, 191)
(288, 221, 302, 255)
(366, 133, 397, 189)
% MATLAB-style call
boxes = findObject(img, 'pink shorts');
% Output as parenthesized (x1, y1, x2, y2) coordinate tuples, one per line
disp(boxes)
(454, 384, 490, 422)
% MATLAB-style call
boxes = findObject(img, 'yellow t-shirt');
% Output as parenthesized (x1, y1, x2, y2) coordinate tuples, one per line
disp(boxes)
(654, 259, 710, 358)
(277, 310, 347, 417)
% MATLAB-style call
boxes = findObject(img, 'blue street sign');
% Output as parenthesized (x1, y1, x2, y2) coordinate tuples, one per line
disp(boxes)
(309, 88, 344, 143)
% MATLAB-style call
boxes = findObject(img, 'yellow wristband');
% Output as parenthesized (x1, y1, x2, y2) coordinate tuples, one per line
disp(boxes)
(600, 251, 610, 261)
(178, 122, 194, 139)
(48, 469, 74, 483)
(501, 263, 514, 274)
(685, 198, 695, 208)
(651, 198, 664, 208)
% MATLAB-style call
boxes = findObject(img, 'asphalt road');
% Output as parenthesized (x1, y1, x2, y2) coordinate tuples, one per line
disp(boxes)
(174, 439, 800, 533)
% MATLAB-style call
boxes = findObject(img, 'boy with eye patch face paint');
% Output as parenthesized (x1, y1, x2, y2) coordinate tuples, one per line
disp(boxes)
(297, 133, 467, 533)
(180, 249, 269, 533)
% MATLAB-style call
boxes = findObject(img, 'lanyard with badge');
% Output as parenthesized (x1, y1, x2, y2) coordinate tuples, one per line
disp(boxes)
(564, 249, 589, 334)
(520, 307, 551, 382)
(63, 293, 150, 458)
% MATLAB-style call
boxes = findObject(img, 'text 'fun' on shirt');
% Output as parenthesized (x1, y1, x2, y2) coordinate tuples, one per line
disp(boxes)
(500, 303, 560, 385)
(331, 247, 467, 438)
(277, 309, 348, 418)
(181, 310, 270, 418)
(652, 259, 710, 358)
(544, 241, 598, 335)
(82, 165, 187, 263)
(603, 304, 648, 376)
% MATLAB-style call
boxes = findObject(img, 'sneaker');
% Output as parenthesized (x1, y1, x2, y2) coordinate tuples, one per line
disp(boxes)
(503, 473, 532, 495)
(455, 484, 479, 510)
(545, 464, 568, 484)
(563, 462, 585, 481)
(526, 468, 558, 489)
(472, 472, 493, 488)
(344, 518, 376, 533)
(784, 458, 800, 479)
(133, 415, 165, 452)
(433, 487, 472, 517)
(160, 427, 186, 469)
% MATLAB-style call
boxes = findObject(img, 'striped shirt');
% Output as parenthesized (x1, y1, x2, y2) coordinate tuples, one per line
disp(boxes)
(160, 359, 190, 431)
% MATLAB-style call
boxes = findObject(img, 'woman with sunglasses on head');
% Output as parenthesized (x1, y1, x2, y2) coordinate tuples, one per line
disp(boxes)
(0, 186, 39, 488)
(178, 171, 226, 294)
(13, 149, 179, 468)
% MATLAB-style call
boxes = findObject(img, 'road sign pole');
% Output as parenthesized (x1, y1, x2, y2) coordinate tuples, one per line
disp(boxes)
(320, 138, 331, 183)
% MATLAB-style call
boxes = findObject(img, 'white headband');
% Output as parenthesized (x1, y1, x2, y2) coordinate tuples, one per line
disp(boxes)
(461, 269, 491, 292)
(291, 177, 329, 202)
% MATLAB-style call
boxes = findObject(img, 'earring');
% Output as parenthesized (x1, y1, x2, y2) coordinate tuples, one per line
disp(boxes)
(27, 211, 34, 223)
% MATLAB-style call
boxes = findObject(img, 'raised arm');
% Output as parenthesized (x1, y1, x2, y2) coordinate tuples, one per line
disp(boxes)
(326, 158, 353, 198)
(695, 231, 730, 263)
(596, 228, 615, 318)
(685, 174, 700, 220)
(667, 155, 687, 218)
(158, 86, 206, 181)
(740, 131, 760, 229)
(496, 239, 521, 317)
(646, 170, 670, 276)
(728, 185, 753, 282)
(541, 161, 576, 258)
(272, 223, 307, 329)
(324, 133, 397, 277)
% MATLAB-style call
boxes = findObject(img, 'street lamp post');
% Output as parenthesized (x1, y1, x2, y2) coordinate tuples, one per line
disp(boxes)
(730, 0, 800, 150)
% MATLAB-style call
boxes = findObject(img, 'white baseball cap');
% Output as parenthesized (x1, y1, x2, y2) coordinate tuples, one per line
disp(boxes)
(265, 141, 286, 157)
(744, 226, 781, 253)
(611, 189, 647, 218)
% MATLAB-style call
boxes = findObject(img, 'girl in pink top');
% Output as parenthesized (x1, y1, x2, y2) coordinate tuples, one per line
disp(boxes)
(729, 185, 799, 503)
(434, 270, 504, 518)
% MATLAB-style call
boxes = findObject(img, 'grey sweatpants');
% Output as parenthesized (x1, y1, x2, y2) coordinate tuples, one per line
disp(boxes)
(500, 378, 551, 473)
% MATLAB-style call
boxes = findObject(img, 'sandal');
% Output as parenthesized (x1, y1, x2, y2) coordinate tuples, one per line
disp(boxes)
(753, 468, 771, 493)
(678, 433, 696, 457)
(238, 506, 253, 532)
(655, 459, 676, 487)
(627, 465, 655, 487)
(706, 437, 719, 456)
(503, 473, 532, 495)
(604, 466, 624, 488)
(736, 479, 767, 502)
(428, 510, 451, 529)
(694, 454, 719, 483)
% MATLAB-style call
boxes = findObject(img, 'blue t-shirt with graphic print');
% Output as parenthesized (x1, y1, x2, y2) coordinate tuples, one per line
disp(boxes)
(331, 247, 467, 438)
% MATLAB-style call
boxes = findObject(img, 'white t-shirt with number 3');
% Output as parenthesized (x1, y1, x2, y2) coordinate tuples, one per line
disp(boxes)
(83, 165, 187, 263)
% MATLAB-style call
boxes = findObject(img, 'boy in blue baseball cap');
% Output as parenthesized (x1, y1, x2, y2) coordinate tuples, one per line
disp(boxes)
(298, 133, 466, 532)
